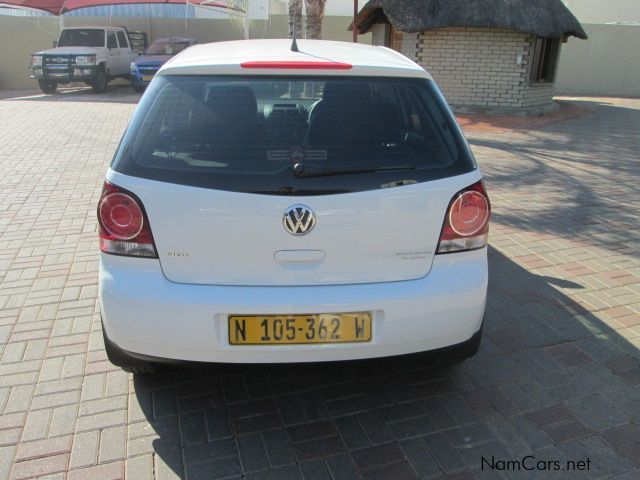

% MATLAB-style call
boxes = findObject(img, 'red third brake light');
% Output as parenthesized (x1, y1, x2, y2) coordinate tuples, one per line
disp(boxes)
(436, 180, 491, 254)
(97, 182, 157, 258)
(240, 61, 353, 70)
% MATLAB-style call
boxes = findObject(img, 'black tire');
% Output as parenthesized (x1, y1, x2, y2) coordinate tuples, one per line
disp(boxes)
(102, 325, 160, 375)
(38, 80, 57, 94)
(91, 68, 108, 94)
(133, 85, 145, 93)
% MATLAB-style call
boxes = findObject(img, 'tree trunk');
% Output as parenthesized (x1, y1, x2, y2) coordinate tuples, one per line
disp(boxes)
(288, 0, 326, 40)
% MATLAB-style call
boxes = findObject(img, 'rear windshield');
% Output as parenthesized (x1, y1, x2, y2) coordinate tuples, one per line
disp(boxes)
(58, 29, 105, 48)
(112, 75, 476, 195)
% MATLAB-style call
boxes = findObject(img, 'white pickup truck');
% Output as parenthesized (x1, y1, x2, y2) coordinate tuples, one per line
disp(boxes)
(30, 26, 136, 94)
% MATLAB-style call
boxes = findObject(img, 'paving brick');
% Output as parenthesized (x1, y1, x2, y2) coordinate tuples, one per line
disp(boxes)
(541, 419, 592, 444)
(446, 423, 496, 448)
(185, 455, 241, 480)
(66, 461, 124, 480)
(325, 454, 363, 480)
(204, 406, 232, 441)
(98, 425, 126, 462)
(245, 464, 301, 480)
(237, 434, 269, 473)
(361, 461, 418, 480)
(263, 429, 294, 467)
(48, 404, 78, 437)
(424, 433, 466, 474)
(300, 459, 331, 480)
(30, 390, 80, 410)
(617, 444, 640, 467)
(15, 436, 72, 462)
(20, 410, 50, 442)
(180, 411, 209, 446)
(75, 409, 126, 432)
(153, 388, 178, 418)
(0, 429, 22, 448)
(600, 424, 640, 449)
(287, 421, 338, 444)
(352, 443, 404, 471)
(183, 439, 236, 465)
(1, 91, 640, 479)
(357, 412, 394, 445)
(526, 404, 574, 427)
(0, 445, 17, 480)
(125, 454, 154, 480)
(334, 416, 369, 450)
(10, 454, 69, 480)
(69, 431, 98, 470)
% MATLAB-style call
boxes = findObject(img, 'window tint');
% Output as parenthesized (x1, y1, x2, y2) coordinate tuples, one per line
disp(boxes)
(112, 76, 475, 195)
(58, 29, 105, 47)
(116, 31, 129, 49)
(107, 32, 118, 49)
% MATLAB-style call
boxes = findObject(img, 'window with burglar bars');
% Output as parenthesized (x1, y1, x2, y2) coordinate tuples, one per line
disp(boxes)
(530, 37, 560, 83)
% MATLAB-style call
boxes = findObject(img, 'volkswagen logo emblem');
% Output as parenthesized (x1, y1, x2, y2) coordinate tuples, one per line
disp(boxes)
(283, 205, 316, 235)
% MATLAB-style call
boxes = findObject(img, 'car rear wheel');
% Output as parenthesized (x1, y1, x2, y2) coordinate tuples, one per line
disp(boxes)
(102, 323, 161, 375)
(91, 68, 108, 94)
(38, 80, 57, 94)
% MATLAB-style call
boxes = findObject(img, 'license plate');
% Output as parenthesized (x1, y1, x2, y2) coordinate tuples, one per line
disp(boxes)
(142, 75, 154, 82)
(228, 313, 372, 345)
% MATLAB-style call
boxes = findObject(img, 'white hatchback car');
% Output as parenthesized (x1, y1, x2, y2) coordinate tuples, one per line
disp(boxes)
(98, 39, 490, 374)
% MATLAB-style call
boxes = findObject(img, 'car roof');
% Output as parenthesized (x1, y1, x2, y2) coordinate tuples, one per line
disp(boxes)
(151, 37, 197, 44)
(61, 26, 125, 31)
(158, 39, 430, 79)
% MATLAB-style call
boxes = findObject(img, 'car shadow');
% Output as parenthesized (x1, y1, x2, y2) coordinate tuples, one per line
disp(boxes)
(469, 99, 640, 252)
(131, 245, 640, 479)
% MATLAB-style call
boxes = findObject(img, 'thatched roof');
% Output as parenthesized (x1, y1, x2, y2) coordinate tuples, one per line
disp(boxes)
(353, 0, 587, 40)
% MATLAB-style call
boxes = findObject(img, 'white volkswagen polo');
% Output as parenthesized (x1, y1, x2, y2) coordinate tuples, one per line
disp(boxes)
(98, 39, 490, 373)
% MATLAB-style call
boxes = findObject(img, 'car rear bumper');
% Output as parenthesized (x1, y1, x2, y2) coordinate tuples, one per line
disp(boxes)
(99, 248, 487, 363)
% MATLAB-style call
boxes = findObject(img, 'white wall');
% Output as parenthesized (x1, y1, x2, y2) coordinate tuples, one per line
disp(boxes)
(325, 0, 358, 17)
(556, 23, 640, 97)
(563, 0, 640, 24)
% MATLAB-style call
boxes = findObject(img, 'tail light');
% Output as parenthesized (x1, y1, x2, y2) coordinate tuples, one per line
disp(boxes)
(436, 180, 490, 254)
(97, 182, 157, 258)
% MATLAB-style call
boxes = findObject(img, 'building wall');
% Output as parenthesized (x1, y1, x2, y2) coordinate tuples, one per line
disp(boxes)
(399, 32, 419, 61)
(522, 39, 561, 108)
(555, 23, 640, 98)
(370, 23, 388, 46)
(413, 27, 555, 110)
(562, 0, 640, 24)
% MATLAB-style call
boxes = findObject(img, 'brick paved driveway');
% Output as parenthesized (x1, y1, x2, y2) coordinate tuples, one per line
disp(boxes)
(0, 87, 639, 480)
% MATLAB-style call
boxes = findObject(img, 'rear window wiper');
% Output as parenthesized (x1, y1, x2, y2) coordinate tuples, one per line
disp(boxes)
(292, 163, 415, 179)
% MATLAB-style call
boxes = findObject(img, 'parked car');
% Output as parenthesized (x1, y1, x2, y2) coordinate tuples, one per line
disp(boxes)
(30, 26, 135, 94)
(130, 37, 196, 92)
(98, 39, 490, 374)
